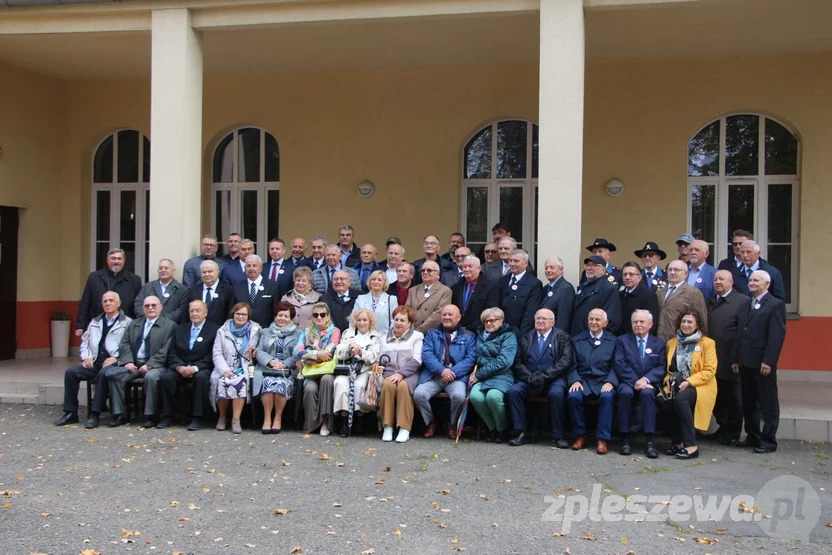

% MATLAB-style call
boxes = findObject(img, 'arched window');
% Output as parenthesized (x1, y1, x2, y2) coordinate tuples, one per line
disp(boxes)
(687, 114, 799, 310)
(211, 127, 280, 255)
(461, 119, 539, 259)
(91, 129, 151, 280)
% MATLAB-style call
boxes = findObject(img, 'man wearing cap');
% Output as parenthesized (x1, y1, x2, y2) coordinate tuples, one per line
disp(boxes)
(380, 241, 405, 285)
(634, 242, 668, 292)
(656, 260, 708, 341)
(718, 230, 753, 272)
(571, 255, 622, 336)
(687, 240, 717, 301)
(675, 234, 695, 265)
(580, 238, 621, 285)
(618, 262, 659, 336)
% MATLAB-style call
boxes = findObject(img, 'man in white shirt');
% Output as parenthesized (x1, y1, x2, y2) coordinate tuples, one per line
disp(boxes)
(309, 236, 327, 271)
(382, 243, 405, 285)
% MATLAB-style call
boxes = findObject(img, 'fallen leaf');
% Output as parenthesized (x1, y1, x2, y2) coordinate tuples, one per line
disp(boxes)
(382, 466, 391, 472)
(436, 489, 451, 495)
(393, 529, 402, 536)
(274, 508, 292, 516)
(621, 537, 628, 543)
(282, 460, 291, 467)
(290, 547, 302, 553)
(491, 523, 499, 527)
(202, 488, 210, 493)
(2, 503, 10, 509)
(480, 494, 488, 501)
(170, 500, 180, 507)
(245, 544, 256, 548)
(451, 548, 467, 552)
(188, 503, 200, 510)
(319, 453, 331, 461)
(583, 532, 597, 541)
(332, 503, 342, 508)
(301, 434, 311, 439)
(553, 531, 566, 537)
(360, 550, 375, 555)
(375, 478, 386, 485)
(694, 536, 717, 545)
(40, 512, 51, 517)
(716, 527, 727, 532)
(80, 550, 102, 555)
(826, 522, 832, 528)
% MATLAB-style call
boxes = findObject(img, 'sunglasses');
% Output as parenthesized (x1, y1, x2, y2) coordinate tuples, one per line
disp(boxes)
(484, 250, 497, 254)
(421, 269, 437, 273)
(312, 312, 329, 318)
(732, 242, 744, 246)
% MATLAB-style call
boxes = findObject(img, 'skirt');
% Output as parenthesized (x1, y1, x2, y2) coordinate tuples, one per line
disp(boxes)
(217, 374, 247, 400)
(261, 376, 294, 400)
(333, 372, 371, 413)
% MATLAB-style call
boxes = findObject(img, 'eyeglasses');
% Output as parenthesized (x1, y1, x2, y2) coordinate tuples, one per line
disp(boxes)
(483, 318, 502, 324)
(312, 312, 328, 318)
(233, 312, 249, 317)
(622, 272, 640, 277)
(423, 241, 439, 246)
(535, 317, 554, 321)
(143, 304, 159, 308)
(484, 250, 497, 254)
(421, 269, 437, 273)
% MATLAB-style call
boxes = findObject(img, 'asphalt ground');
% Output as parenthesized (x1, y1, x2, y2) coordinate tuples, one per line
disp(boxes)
(2, 404, 831, 555)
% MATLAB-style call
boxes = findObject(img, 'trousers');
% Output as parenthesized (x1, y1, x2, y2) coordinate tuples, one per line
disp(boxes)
(616, 383, 657, 435)
(567, 389, 615, 441)
(412, 377, 467, 426)
(469, 383, 507, 432)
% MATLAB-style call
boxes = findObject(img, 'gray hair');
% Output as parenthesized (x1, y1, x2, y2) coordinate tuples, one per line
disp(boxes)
(631, 309, 653, 323)
(158, 258, 175, 268)
(293, 266, 313, 280)
(589, 308, 608, 321)
(339, 224, 355, 233)
(311, 236, 328, 246)
(481, 307, 505, 323)
(245, 254, 262, 265)
(200, 260, 219, 272)
(740, 240, 761, 254)
(107, 248, 126, 257)
(499, 237, 518, 250)
(751, 269, 771, 284)
(545, 257, 564, 270)
(201, 234, 218, 241)
(101, 291, 121, 301)
(511, 249, 529, 262)
(463, 254, 481, 267)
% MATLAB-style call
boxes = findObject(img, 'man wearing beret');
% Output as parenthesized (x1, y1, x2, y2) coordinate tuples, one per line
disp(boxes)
(634, 242, 668, 292)
(571, 255, 622, 336)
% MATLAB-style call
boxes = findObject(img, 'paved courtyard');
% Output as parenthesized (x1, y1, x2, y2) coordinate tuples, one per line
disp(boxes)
(2, 404, 832, 555)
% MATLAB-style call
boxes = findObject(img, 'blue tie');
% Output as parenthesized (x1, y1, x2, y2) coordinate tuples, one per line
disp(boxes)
(537, 334, 545, 356)
(361, 267, 370, 289)
(463, 282, 473, 309)
(638, 338, 645, 360)
(745, 267, 752, 278)
(189, 326, 199, 350)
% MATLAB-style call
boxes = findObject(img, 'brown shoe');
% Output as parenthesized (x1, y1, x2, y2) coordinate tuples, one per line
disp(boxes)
(596, 440, 608, 455)
(231, 418, 242, 434)
(424, 422, 436, 438)
(448, 427, 458, 440)
(571, 436, 585, 450)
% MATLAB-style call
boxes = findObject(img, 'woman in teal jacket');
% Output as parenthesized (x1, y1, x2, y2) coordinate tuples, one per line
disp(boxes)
(469, 307, 518, 442)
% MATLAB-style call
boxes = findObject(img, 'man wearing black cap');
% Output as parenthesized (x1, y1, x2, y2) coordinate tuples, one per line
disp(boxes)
(571, 255, 622, 336)
(580, 238, 622, 285)
(634, 242, 668, 292)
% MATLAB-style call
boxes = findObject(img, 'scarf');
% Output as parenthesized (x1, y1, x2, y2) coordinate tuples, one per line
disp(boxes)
(228, 321, 253, 373)
(292, 288, 311, 303)
(305, 323, 336, 350)
(674, 330, 702, 379)
(264, 323, 297, 360)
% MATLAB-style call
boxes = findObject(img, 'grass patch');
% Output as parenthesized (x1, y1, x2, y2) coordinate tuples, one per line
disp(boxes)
(637, 465, 671, 474)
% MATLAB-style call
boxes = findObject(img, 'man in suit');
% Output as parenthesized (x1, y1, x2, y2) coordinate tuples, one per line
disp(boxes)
(217, 232, 242, 278)
(221, 237, 253, 285)
(308, 236, 328, 271)
(233, 255, 280, 328)
(580, 238, 622, 285)
(708, 269, 751, 445)
(262, 238, 294, 300)
(451, 255, 499, 332)
(656, 260, 708, 341)
(440, 247, 470, 288)
(687, 240, 717, 301)
(158, 300, 220, 430)
(571, 256, 622, 336)
(352, 243, 382, 293)
(406, 260, 452, 334)
(732, 240, 786, 301)
(635, 241, 668, 292)
(732, 270, 787, 453)
(539, 257, 575, 333)
(324, 270, 358, 330)
(506, 308, 573, 447)
(56, 292, 131, 426)
(287, 237, 313, 270)
(718, 229, 753, 272)
(312, 244, 361, 296)
(380, 242, 405, 285)
(134, 259, 188, 323)
(618, 262, 659, 336)
(413, 235, 454, 286)
(498, 250, 542, 337)
(482, 242, 499, 265)
(337, 224, 361, 268)
(185, 260, 233, 326)
(482, 237, 515, 283)
(86, 295, 176, 428)
(76, 248, 143, 337)
(389, 262, 415, 307)
(183, 234, 225, 288)
(613, 310, 666, 458)
(566, 308, 618, 455)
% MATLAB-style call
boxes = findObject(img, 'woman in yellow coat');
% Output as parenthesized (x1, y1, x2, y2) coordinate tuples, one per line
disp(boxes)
(661, 309, 717, 460)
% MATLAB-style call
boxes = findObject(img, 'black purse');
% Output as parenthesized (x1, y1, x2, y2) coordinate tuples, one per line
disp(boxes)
(659, 371, 686, 401)
(334, 356, 363, 377)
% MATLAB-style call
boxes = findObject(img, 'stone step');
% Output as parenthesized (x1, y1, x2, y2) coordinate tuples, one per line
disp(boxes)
(0, 381, 41, 395)
(0, 392, 41, 404)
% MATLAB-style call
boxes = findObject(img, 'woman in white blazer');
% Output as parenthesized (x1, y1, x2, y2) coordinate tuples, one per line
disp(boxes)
(351, 270, 399, 334)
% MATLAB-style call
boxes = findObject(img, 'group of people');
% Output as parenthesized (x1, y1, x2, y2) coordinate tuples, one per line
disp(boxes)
(56, 224, 787, 457)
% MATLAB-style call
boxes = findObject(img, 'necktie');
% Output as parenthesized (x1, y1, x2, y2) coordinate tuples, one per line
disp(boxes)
(249, 282, 257, 303)
(509, 276, 517, 289)
(502, 264, 509, 276)
(205, 286, 213, 306)
(537, 334, 545, 356)
(361, 268, 369, 289)
(638, 338, 645, 360)
(443, 332, 453, 366)
(340, 295, 347, 302)
(189, 326, 199, 350)
(647, 272, 653, 280)
(425, 286, 430, 295)
(329, 268, 335, 283)
(463, 282, 473, 309)
(745, 267, 752, 278)
(716, 296, 723, 306)
(270, 263, 278, 281)
(136, 321, 152, 361)
(160, 282, 167, 298)
(665, 285, 676, 300)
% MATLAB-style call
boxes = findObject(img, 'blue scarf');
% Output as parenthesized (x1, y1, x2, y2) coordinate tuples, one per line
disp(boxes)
(229, 321, 252, 372)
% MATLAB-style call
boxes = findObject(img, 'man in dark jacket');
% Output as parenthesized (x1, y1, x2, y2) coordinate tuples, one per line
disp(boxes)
(538, 257, 575, 333)
(506, 308, 573, 447)
(324, 271, 357, 330)
(732, 240, 786, 301)
(232, 255, 280, 328)
(76, 248, 142, 336)
(618, 262, 659, 336)
(571, 256, 622, 336)
(451, 255, 499, 332)
(498, 250, 542, 337)
(184, 259, 233, 326)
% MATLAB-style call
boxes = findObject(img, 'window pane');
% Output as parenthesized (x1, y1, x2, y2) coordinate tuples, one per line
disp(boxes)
(497, 121, 527, 179)
(95, 190, 110, 241)
(213, 133, 234, 183)
(688, 121, 720, 177)
(531, 124, 539, 179)
(690, 184, 715, 245)
(95, 243, 110, 271)
(238, 128, 261, 183)
(267, 189, 280, 240)
(264, 133, 280, 183)
(725, 115, 759, 176)
(727, 185, 755, 245)
(117, 130, 140, 183)
(766, 245, 792, 304)
(94, 135, 114, 183)
(120, 190, 137, 242)
(464, 126, 491, 179)
(214, 190, 232, 257)
(765, 119, 798, 175)
(465, 187, 488, 243)
(241, 190, 259, 249)
(768, 184, 793, 243)
(142, 136, 151, 183)
(499, 186, 524, 243)
(120, 242, 136, 276)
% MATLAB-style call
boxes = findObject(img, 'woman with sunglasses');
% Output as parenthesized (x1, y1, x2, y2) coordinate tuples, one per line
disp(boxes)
(211, 302, 261, 434)
(295, 302, 341, 436)
(333, 308, 382, 437)
(281, 266, 322, 330)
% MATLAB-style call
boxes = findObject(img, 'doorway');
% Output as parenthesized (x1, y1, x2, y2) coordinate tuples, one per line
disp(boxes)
(0, 206, 19, 360)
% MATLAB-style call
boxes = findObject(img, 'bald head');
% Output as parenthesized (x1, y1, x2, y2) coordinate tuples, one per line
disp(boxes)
(713, 269, 734, 296)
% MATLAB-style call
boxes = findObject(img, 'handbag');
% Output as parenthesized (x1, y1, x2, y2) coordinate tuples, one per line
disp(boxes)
(334, 356, 363, 377)
(301, 356, 338, 378)
(359, 354, 389, 410)
(659, 371, 685, 401)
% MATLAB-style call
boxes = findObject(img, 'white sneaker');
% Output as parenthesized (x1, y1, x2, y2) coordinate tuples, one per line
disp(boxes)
(395, 429, 410, 443)
(382, 426, 394, 442)
(320, 423, 330, 437)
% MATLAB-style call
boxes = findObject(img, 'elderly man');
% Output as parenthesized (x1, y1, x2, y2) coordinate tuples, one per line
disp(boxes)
(567, 309, 618, 455)
(389, 261, 415, 307)
(183, 234, 225, 288)
(287, 237, 312, 269)
(158, 300, 220, 430)
(571, 255, 622, 336)
(381, 242, 405, 285)
(539, 257, 575, 333)
(732, 270, 787, 453)
(337, 224, 361, 268)
(483, 237, 516, 282)
(413, 305, 477, 439)
(656, 260, 708, 340)
(184, 260, 233, 326)
(262, 238, 294, 299)
(309, 236, 328, 271)
(718, 229, 753, 271)
(441, 246, 471, 288)
(634, 241, 668, 292)
(482, 242, 499, 265)
(221, 237, 253, 285)
(618, 262, 659, 336)
(708, 269, 751, 445)
(76, 248, 142, 336)
(506, 308, 573, 447)
(233, 255, 279, 328)
(312, 244, 361, 295)
(413, 235, 454, 285)
(675, 234, 694, 264)
(406, 260, 452, 334)
(733, 240, 786, 301)
(613, 310, 666, 458)
(581, 238, 622, 285)
(451, 255, 498, 332)
(86, 295, 176, 429)
(56, 292, 131, 426)
(353, 243, 381, 293)
(439, 233, 466, 268)
(324, 270, 358, 330)
(687, 240, 717, 301)
(499, 250, 542, 336)
(134, 259, 187, 323)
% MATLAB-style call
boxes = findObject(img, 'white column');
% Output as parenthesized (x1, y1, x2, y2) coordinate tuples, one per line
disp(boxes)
(149, 9, 203, 279)
(537, 0, 585, 285)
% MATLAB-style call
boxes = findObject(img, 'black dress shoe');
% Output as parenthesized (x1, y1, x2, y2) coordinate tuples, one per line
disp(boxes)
(753, 446, 775, 454)
(675, 448, 700, 460)
(645, 442, 659, 459)
(187, 419, 203, 431)
(142, 418, 158, 429)
(85, 417, 100, 429)
(156, 418, 173, 429)
(109, 414, 128, 428)
(619, 441, 632, 456)
(508, 432, 532, 447)
(55, 412, 79, 426)
(665, 444, 682, 456)
(554, 438, 569, 449)
(270, 427, 281, 434)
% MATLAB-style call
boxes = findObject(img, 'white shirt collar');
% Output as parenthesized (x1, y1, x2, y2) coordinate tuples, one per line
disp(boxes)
(537, 330, 551, 342)
(248, 275, 263, 288)
(511, 270, 526, 282)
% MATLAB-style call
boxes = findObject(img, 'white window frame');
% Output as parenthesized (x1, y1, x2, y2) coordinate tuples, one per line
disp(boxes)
(90, 130, 151, 281)
(686, 114, 800, 312)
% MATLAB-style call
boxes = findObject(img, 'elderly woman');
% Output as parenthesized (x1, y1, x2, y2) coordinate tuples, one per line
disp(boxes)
(333, 308, 382, 437)
(351, 270, 398, 334)
(376, 306, 424, 443)
(295, 302, 341, 436)
(211, 302, 262, 434)
(661, 310, 717, 460)
(255, 301, 302, 434)
(469, 307, 517, 442)
(281, 266, 322, 330)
